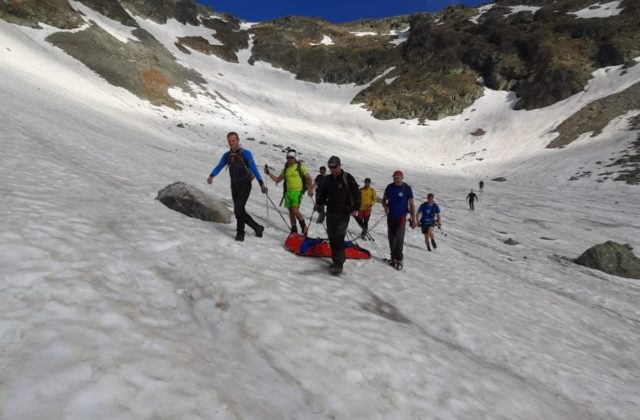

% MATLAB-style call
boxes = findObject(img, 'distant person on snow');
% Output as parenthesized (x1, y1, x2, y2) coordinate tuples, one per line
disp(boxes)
(415, 193, 442, 252)
(314, 166, 328, 224)
(479, 179, 484, 193)
(207, 132, 268, 242)
(356, 177, 377, 239)
(315, 156, 360, 275)
(265, 150, 315, 234)
(382, 170, 416, 270)
(466, 189, 478, 211)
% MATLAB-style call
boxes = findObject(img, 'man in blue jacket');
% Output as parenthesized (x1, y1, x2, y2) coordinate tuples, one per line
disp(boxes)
(382, 170, 416, 270)
(207, 132, 268, 241)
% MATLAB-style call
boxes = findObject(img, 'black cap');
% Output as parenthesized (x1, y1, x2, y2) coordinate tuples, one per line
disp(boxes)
(364, 178, 371, 183)
(328, 156, 341, 165)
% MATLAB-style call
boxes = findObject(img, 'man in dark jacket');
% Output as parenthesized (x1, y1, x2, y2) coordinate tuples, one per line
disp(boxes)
(466, 189, 478, 211)
(315, 156, 360, 274)
(313, 166, 328, 224)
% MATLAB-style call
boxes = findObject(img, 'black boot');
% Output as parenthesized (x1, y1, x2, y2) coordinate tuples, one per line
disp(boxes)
(255, 225, 264, 238)
(330, 262, 343, 275)
(235, 231, 245, 241)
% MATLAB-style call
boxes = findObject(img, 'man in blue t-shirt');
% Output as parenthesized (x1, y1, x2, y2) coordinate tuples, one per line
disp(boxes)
(382, 170, 416, 270)
(416, 193, 442, 252)
(207, 132, 268, 241)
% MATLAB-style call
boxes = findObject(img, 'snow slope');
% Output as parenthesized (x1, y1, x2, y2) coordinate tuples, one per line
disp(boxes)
(1, 9, 640, 420)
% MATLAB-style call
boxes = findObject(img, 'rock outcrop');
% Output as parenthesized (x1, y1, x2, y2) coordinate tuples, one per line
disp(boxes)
(575, 241, 640, 280)
(47, 24, 205, 108)
(156, 182, 232, 224)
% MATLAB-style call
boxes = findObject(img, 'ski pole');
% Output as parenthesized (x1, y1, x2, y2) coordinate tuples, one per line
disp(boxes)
(266, 192, 292, 230)
(367, 214, 386, 234)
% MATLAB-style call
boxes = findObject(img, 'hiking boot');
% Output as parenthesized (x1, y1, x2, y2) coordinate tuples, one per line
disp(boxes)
(427, 242, 432, 252)
(330, 263, 343, 274)
(432, 240, 437, 249)
(235, 231, 245, 241)
(255, 225, 264, 238)
(395, 260, 403, 271)
(360, 231, 366, 240)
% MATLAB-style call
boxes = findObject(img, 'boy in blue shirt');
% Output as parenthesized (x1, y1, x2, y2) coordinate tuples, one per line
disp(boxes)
(416, 193, 442, 252)
(382, 170, 416, 270)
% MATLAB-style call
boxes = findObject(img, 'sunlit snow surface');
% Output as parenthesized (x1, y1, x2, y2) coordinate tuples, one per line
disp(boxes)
(570, 1, 625, 19)
(504, 5, 542, 17)
(469, 4, 496, 24)
(1, 10, 640, 420)
(310, 35, 334, 46)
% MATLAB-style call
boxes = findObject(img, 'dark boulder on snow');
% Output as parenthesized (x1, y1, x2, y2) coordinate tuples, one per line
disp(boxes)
(574, 241, 640, 280)
(504, 238, 519, 246)
(491, 177, 507, 182)
(156, 182, 232, 224)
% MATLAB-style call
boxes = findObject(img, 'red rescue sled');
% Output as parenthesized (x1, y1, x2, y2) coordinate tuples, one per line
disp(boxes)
(284, 233, 371, 259)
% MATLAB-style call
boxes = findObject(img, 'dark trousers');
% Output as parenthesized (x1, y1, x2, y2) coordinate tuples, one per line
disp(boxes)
(387, 216, 406, 261)
(469, 200, 475, 211)
(316, 206, 326, 224)
(361, 214, 371, 231)
(352, 214, 370, 234)
(231, 180, 260, 233)
(327, 213, 350, 266)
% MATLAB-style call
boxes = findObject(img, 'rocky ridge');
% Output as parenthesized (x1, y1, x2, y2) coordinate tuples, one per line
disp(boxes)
(0, 0, 638, 120)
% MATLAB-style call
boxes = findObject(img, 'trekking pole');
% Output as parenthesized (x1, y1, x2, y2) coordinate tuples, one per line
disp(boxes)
(266, 178, 269, 220)
(367, 214, 386, 234)
(353, 214, 377, 243)
(266, 192, 292, 230)
(307, 196, 318, 231)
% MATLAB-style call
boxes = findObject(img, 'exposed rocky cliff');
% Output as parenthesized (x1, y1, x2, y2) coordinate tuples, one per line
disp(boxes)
(1, 0, 638, 120)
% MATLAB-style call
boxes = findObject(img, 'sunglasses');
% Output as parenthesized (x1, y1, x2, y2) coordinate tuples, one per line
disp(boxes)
(328, 165, 338, 169)
(286, 156, 295, 159)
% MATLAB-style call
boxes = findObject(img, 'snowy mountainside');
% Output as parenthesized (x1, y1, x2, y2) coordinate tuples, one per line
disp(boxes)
(1, 2, 640, 420)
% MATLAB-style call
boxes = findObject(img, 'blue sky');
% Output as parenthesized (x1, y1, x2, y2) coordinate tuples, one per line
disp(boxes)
(200, 0, 488, 23)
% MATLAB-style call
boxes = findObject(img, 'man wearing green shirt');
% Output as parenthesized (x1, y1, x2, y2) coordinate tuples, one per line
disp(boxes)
(265, 150, 315, 234)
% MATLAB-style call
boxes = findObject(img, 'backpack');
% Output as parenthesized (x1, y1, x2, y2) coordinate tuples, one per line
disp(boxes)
(340, 171, 356, 210)
(226, 148, 255, 181)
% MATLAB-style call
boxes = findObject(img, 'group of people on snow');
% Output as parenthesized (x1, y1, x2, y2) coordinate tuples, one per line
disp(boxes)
(208, 132, 483, 274)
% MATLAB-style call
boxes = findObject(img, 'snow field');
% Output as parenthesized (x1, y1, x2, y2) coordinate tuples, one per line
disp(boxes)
(1, 8, 640, 419)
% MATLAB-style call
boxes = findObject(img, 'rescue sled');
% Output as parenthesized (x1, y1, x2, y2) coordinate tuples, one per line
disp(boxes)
(284, 233, 371, 259)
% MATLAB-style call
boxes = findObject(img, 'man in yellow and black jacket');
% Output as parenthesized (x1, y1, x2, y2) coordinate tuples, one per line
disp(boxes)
(356, 177, 377, 239)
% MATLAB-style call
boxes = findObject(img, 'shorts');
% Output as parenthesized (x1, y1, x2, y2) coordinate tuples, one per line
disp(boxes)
(421, 223, 435, 234)
(357, 208, 372, 219)
(284, 190, 303, 208)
